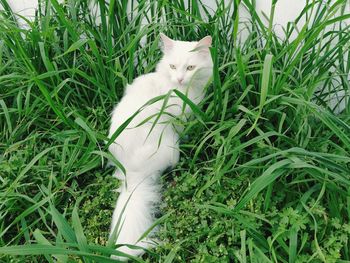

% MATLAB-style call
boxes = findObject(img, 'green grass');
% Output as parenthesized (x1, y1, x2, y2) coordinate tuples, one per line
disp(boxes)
(0, 0, 349, 262)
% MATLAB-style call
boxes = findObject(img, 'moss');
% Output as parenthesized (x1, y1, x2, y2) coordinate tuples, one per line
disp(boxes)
(80, 171, 119, 246)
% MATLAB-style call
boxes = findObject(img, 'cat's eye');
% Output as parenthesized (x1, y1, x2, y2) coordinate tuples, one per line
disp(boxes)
(169, 64, 176, 69)
(187, 65, 195, 71)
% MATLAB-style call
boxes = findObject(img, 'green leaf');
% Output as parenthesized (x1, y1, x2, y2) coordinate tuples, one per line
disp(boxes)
(234, 159, 292, 212)
(49, 204, 77, 244)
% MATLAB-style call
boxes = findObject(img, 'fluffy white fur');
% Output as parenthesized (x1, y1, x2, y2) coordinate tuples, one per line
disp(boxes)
(108, 34, 213, 260)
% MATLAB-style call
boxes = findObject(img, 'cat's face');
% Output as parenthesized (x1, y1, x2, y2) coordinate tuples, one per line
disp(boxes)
(157, 34, 213, 87)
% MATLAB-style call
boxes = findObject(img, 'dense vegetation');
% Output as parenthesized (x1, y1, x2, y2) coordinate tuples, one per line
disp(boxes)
(0, 0, 349, 262)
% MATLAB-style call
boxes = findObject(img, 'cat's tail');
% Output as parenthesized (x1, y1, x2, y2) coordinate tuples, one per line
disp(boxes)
(110, 173, 160, 261)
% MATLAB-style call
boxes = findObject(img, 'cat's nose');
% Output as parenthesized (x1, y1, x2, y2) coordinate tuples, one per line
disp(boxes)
(177, 78, 184, 84)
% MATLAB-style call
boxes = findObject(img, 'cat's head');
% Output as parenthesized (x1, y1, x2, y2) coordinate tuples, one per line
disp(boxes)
(156, 33, 213, 88)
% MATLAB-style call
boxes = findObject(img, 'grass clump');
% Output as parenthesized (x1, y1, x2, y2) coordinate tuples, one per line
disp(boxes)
(0, 0, 349, 262)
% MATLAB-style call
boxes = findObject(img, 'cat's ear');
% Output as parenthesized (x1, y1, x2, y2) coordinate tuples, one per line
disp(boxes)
(160, 33, 174, 53)
(197, 36, 212, 48)
(195, 36, 212, 54)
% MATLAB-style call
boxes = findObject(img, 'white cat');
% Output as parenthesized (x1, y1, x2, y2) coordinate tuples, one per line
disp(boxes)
(107, 34, 213, 260)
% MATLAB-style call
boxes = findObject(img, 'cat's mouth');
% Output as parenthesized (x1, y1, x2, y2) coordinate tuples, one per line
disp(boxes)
(171, 81, 187, 88)
(176, 83, 190, 89)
